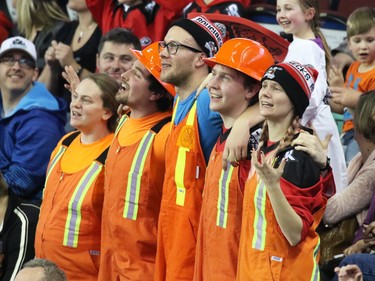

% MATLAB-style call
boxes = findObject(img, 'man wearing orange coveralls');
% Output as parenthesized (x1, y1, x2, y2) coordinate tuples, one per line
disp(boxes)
(155, 15, 264, 281)
(35, 73, 120, 281)
(194, 38, 274, 281)
(98, 42, 175, 281)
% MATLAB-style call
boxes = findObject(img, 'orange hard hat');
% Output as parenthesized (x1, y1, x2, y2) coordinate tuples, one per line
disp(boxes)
(131, 42, 176, 96)
(203, 38, 274, 81)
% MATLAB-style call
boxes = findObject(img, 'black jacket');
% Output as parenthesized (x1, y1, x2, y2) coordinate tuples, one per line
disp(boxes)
(0, 192, 39, 281)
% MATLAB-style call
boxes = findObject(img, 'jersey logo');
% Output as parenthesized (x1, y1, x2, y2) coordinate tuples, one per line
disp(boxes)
(284, 150, 296, 162)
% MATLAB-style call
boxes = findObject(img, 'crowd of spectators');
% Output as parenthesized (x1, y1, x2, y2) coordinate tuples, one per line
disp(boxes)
(0, 0, 374, 280)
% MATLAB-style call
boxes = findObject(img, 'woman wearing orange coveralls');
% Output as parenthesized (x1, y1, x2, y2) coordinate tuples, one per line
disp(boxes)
(35, 73, 119, 281)
(193, 38, 274, 281)
(237, 62, 334, 281)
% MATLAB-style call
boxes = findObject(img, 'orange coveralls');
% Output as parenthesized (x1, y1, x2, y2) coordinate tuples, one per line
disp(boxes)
(35, 131, 113, 281)
(155, 101, 206, 281)
(98, 112, 171, 281)
(194, 145, 245, 281)
(237, 166, 333, 281)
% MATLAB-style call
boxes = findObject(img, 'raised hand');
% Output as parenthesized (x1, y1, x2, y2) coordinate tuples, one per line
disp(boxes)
(334, 264, 363, 281)
(62, 65, 80, 93)
(291, 129, 331, 168)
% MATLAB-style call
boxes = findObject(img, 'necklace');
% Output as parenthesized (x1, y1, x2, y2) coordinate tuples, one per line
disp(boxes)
(77, 23, 96, 43)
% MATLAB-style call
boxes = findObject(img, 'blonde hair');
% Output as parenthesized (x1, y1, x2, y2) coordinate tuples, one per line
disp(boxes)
(296, 0, 332, 73)
(347, 7, 375, 38)
(16, 0, 69, 39)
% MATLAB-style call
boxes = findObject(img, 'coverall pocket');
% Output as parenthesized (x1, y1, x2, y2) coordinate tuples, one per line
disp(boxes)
(268, 251, 284, 281)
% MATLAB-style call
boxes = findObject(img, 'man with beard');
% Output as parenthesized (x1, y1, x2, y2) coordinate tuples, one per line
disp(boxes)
(155, 15, 263, 281)
(98, 42, 175, 281)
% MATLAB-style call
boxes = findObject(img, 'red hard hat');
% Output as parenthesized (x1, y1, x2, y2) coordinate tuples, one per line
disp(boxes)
(203, 38, 274, 81)
(131, 42, 176, 96)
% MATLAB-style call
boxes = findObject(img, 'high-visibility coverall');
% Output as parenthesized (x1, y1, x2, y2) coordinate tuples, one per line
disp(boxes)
(194, 146, 245, 281)
(237, 144, 334, 281)
(35, 131, 113, 281)
(155, 101, 207, 281)
(98, 112, 171, 281)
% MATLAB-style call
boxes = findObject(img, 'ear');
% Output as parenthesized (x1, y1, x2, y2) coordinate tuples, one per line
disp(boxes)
(150, 92, 163, 102)
(195, 52, 206, 68)
(245, 83, 261, 101)
(96, 53, 100, 69)
(32, 68, 39, 81)
(102, 109, 113, 121)
(305, 7, 315, 21)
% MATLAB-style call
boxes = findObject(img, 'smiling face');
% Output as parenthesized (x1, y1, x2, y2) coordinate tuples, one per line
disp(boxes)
(0, 51, 38, 98)
(70, 78, 111, 132)
(348, 27, 375, 66)
(208, 64, 255, 125)
(276, 0, 314, 38)
(117, 60, 153, 109)
(159, 26, 203, 87)
(97, 42, 136, 84)
(259, 79, 294, 122)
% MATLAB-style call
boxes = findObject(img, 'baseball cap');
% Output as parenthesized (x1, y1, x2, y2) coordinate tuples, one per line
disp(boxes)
(0, 36, 37, 61)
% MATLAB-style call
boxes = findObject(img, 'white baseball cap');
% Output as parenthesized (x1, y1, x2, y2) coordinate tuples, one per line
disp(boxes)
(0, 36, 37, 61)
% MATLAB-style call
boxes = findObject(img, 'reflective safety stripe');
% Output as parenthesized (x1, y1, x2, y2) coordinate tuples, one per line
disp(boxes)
(310, 239, 320, 281)
(123, 131, 155, 220)
(63, 162, 103, 248)
(170, 97, 179, 131)
(45, 146, 66, 183)
(174, 100, 197, 206)
(115, 115, 128, 136)
(216, 164, 234, 228)
(43, 146, 66, 198)
(252, 180, 267, 250)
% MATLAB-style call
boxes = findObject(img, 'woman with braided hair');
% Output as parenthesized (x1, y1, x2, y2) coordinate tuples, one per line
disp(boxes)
(237, 61, 334, 281)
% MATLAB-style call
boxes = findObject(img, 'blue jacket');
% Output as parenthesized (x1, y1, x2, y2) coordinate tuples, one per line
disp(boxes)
(0, 82, 66, 202)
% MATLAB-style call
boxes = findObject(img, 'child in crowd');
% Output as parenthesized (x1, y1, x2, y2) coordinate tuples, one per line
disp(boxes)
(237, 61, 333, 281)
(329, 7, 375, 165)
(276, 0, 347, 193)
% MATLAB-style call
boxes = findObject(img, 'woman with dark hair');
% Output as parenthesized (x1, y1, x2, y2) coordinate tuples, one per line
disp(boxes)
(34, 73, 119, 281)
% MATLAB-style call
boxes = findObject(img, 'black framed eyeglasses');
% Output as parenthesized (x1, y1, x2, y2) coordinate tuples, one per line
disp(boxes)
(0, 56, 35, 69)
(158, 41, 202, 55)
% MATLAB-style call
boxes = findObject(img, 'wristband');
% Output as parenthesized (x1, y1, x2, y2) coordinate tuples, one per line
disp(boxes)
(320, 157, 330, 171)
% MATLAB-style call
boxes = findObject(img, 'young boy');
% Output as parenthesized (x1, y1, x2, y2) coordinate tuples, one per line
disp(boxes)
(330, 7, 375, 164)
(193, 38, 274, 281)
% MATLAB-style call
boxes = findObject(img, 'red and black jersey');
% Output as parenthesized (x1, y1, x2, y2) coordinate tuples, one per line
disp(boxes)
(87, 0, 189, 47)
(86, 0, 155, 47)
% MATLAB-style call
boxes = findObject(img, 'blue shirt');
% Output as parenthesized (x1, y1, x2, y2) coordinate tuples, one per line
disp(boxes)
(174, 88, 222, 163)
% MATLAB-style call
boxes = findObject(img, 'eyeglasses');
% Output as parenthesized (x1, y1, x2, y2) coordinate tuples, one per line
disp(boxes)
(158, 41, 202, 55)
(0, 56, 35, 69)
